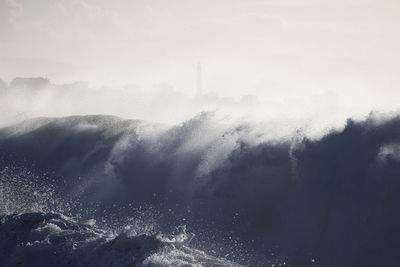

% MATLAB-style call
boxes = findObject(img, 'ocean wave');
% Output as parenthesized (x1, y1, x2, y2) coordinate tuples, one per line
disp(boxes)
(1, 113, 400, 266)
(0, 211, 237, 267)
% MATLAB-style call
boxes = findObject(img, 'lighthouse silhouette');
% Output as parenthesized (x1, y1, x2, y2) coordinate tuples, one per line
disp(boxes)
(196, 61, 202, 97)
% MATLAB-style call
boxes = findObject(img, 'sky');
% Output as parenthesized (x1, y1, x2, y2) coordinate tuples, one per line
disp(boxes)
(1, 0, 400, 107)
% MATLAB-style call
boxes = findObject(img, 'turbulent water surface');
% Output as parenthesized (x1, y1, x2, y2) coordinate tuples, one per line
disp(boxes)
(1, 114, 400, 266)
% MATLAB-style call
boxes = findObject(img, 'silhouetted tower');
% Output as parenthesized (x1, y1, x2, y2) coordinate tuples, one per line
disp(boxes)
(196, 61, 202, 97)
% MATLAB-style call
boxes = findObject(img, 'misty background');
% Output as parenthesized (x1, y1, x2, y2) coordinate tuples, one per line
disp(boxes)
(1, 0, 400, 132)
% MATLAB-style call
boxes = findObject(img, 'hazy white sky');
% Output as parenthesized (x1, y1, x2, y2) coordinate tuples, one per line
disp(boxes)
(1, 0, 400, 105)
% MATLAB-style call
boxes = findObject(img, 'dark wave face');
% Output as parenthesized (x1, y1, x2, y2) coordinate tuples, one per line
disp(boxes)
(1, 114, 400, 266)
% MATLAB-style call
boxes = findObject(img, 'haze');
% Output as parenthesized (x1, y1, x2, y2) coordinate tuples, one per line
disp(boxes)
(1, 0, 400, 123)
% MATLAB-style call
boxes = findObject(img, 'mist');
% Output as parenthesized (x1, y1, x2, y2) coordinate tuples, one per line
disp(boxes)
(1, 77, 397, 143)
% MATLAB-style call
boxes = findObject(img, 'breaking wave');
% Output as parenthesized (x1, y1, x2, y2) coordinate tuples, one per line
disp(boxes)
(0, 212, 235, 266)
(1, 113, 400, 266)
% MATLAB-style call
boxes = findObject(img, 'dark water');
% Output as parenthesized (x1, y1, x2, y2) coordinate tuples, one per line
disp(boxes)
(1, 113, 400, 266)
